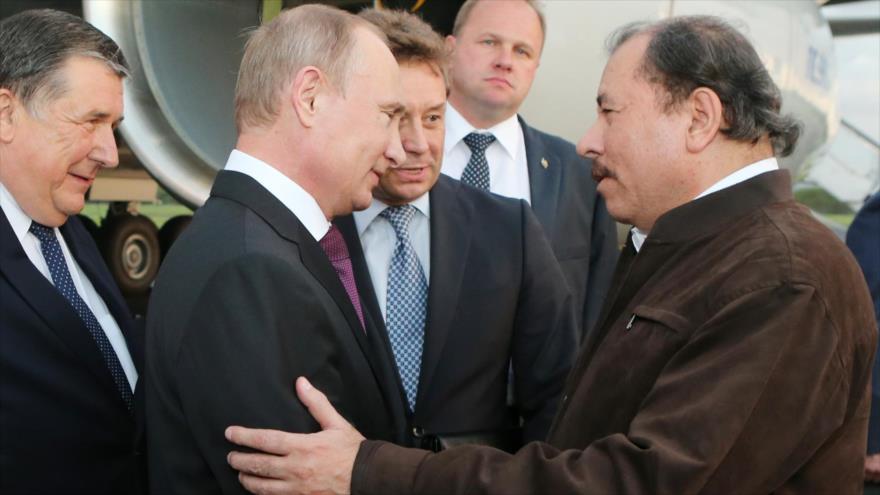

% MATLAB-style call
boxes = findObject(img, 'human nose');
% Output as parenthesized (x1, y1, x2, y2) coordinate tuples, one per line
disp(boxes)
(91, 124, 119, 168)
(577, 121, 603, 159)
(493, 46, 513, 71)
(401, 120, 429, 157)
(385, 120, 406, 168)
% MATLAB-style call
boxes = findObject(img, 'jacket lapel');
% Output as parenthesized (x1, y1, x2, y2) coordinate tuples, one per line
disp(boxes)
(520, 116, 563, 238)
(211, 171, 386, 393)
(417, 177, 473, 402)
(0, 210, 119, 398)
(61, 218, 143, 373)
(336, 215, 385, 337)
(336, 215, 410, 433)
(213, 172, 369, 346)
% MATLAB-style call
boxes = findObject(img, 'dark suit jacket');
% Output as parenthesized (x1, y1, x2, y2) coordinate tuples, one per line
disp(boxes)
(337, 175, 576, 448)
(145, 171, 405, 494)
(0, 212, 146, 494)
(847, 192, 880, 453)
(352, 170, 877, 494)
(518, 117, 618, 341)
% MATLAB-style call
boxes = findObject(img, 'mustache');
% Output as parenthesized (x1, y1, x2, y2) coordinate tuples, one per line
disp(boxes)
(591, 162, 617, 183)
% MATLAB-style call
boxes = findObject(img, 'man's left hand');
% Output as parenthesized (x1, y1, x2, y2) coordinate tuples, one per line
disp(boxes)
(226, 377, 365, 495)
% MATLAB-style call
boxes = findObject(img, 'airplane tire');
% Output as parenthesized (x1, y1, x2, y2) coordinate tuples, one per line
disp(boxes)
(158, 215, 192, 260)
(100, 214, 160, 296)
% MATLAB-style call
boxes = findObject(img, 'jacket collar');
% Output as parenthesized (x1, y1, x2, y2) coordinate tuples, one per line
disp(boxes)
(645, 169, 792, 248)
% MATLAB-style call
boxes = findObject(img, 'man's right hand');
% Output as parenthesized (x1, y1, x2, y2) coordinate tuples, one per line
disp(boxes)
(225, 377, 365, 495)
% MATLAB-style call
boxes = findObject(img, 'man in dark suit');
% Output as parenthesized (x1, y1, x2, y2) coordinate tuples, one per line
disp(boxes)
(333, 9, 574, 453)
(145, 5, 407, 493)
(847, 192, 880, 484)
(442, 0, 618, 339)
(0, 9, 145, 494)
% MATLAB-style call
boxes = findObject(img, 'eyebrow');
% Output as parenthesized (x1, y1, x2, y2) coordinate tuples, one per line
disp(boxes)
(381, 103, 405, 117)
(426, 102, 446, 112)
(85, 110, 124, 127)
(480, 32, 537, 53)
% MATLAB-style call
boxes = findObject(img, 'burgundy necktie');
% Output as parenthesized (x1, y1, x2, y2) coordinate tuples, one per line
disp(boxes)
(319, 224, 365, 330)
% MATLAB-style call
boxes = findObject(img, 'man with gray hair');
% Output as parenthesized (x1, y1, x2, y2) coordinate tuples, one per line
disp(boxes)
(225, 15, 876, 494)
(0, 9, 145, 494)
(146, 4, 406, 494)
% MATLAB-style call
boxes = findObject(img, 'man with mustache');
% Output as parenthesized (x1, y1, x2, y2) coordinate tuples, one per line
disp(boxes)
(442, 0, 618, 341)
(224, 15, 876, 494)
(331, 8, 575, 453)
(0, 9, 145, 493)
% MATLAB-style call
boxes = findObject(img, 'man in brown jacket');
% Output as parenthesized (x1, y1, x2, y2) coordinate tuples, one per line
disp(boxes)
(223, 15, 877, 494)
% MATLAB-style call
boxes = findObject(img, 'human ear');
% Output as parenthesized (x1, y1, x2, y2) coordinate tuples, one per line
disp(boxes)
(0, 90, 16, 143)
(290, 66, 324, 128)
(445, 35, 457, 54)
(685, 87, 723, 153)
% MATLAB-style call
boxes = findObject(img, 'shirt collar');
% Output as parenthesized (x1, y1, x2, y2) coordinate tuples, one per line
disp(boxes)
(631, 157, 780, 253)
(695, 157, 779, 200)
(224, 149, 330, 241)
(353, 192, 431, 236)
(0, 181, 41, 245)
(444, 103, 522, 160)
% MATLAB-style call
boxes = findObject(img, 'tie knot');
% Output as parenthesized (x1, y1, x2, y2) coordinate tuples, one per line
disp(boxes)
(29, 221, 56, 243)
(380, 205, 417, 240)
(463, 132, 495, 153)
(319, 224, 349, 262)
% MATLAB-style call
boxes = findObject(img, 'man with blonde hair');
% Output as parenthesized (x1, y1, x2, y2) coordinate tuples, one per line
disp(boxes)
(146, 5, 406, 493)
(443, 0, 618, 341)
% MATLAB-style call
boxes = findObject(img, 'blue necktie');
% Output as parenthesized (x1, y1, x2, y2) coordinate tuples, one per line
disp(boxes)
(29, 222, 133, 410)
(461, 132, 496, 190)
(381, 205, 427, 411)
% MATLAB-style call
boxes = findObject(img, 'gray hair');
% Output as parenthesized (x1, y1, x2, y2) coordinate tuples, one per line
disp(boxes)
(234, 4, 386, 131)
(0, 9, 129, 117)
(452, 0, 546, 50)
(607, 16, 801, 157)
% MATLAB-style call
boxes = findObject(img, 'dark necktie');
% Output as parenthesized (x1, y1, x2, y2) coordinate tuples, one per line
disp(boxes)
(381, 205, 428, 411)
(461, 132, 496, 190)
(28, 222, 133, 410)
(319, 224, 365, 330)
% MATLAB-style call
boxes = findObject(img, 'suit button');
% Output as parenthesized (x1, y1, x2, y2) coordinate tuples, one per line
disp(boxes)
(562, 394, 569, 403)
(412, 426, 425, 438)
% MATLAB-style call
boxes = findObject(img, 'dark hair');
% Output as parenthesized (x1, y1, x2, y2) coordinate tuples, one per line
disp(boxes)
(359, 8, 449, 84)
(608, 16, 801, 157)
(0, 9, 128, 115)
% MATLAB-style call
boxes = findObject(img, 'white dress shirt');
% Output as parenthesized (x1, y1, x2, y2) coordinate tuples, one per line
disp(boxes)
(631, 157, 779, 252)
(224, 149, 330, 241)
(353, 194, 431, 322)
(442, 103, 532, 203)
(0, 182, 138, 390)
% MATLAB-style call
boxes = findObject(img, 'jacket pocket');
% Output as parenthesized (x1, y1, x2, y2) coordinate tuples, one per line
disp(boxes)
(630, 304, 692, 334)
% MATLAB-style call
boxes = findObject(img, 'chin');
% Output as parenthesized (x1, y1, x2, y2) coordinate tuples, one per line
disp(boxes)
(59, 198, 86, 218)
(351, 195, 373, 213)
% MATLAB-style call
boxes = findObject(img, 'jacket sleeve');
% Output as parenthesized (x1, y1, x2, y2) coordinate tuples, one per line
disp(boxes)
(512, 202, 577, 442)
(352, 282, 872, 495)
